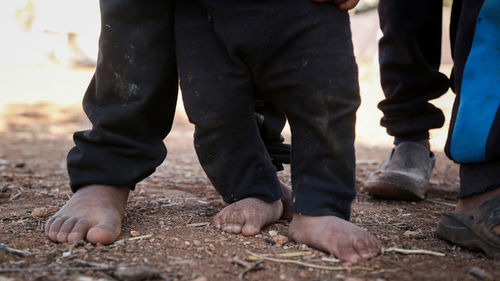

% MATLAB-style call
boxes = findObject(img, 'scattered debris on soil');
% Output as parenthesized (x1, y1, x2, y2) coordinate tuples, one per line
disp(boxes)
(1, 103, 499, 281)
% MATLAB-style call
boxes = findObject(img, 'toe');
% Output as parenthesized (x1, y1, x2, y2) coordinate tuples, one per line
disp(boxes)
(222, 223, 242, 234)
(213, 213, 222, 229)
(56, 217, 78, 243)
(45, 216, 56, 235)
(352, 234, 379, 259)
(48, 216, 68, 242)
(219, 209, 245, 233)
(335, 240, 362, 263)
(241, 223, 260, 236)
(87, 224, 118, 245)
(66, 218, 91, 242)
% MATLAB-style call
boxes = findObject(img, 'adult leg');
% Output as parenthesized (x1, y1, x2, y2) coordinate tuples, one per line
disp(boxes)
(438, 0, 500, 258)
(175, 0, 286, 236)
(364, 0, 449, 200)
(257, 1, 379, 262)
(46, 0, 178, 244)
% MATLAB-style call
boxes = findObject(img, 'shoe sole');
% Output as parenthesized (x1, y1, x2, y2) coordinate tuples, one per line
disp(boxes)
(437, 213, 500, 259)
(364, 172, 427, 201)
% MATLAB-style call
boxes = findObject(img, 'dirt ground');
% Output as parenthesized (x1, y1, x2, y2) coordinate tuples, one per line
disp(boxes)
(0, 65, 499, 281)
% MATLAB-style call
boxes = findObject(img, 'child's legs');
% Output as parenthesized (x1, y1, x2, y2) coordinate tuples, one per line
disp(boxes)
(175, 1, 282, 204)
(260, 2, 360, 220)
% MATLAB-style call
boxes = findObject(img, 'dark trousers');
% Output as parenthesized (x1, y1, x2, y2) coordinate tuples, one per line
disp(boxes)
(378, 0, 449, 143)
(67, 0, 178, 192)
(380, 0, 500, 197)
(445, 0, 500, 197)
(175, 0, 360, 219)
(67, 0, 289, 192)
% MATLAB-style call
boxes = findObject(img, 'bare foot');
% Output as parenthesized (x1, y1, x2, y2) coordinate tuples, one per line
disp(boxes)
(280, 182, 293, 220)
(213, 183, 292, 236)
(288, 214, 380, 262)
(45, 185, 129, 244)
(455, 187, 500, 235)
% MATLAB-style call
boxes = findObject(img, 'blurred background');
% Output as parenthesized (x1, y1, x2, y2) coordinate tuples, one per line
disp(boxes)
(0, 0, 456, 149)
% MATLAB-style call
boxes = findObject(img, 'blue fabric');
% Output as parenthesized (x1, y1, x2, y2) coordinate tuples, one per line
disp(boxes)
(450, 0, 500, 162)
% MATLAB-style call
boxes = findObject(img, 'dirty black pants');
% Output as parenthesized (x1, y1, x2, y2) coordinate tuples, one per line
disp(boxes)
(378, 0, 449, 143)
(175, 0, 360, 219)
(67, 0, 289, 192)
(67, 0, 178, 191)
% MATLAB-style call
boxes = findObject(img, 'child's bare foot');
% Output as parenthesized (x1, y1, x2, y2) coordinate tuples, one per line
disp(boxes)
(45, 185, 129, 245)
(280, 182, 293, 220)
(213, 183, 292, 236)
(288, 214, 380, 262)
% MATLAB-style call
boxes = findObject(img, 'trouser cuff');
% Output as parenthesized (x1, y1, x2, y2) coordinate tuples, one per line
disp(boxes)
(394, 132, 429, 145)
(459, 160, 500, 198)
(291, 181, 355, 220)
(221, 167, 283, 204)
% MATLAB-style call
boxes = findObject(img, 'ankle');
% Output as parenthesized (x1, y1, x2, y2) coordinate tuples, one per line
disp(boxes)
(395, 139, 430, 151)
(456, 187, 500, 213)
(417, 139, 430, 151)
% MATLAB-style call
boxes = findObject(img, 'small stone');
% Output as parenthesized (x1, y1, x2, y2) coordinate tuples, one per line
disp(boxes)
(268, 230, 278, 237)
(32, 207, 49, 218)
(75, 277, 94, 281)
(272, 235, 288, 246)
(62, 251, 71, 257)
(193, 240, 201, 246)
(113, 266, 161, 281)
(72, 240, 85, 248)
(402, 230, 422, 239)
(300, 244, 311, 250)
(469, 266, 493, 281)
(130, 230, 140, 237)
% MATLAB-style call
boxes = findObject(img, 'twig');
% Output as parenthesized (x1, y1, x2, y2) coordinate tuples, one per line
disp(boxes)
(232, 257, 263, 281)
(276, 251, 313, 258)
(186, 222, 210, 227)
(115, 234, 153, 244)
(185, 215, 194, 225)
(127, 234, 153, 241)
(0, 184, 9, 192)
(245, 250, 372, 271)
(321, 257, 342, 263)
(427, 199, 456, 207)
(0, 243, 30, 257)
(370, 269, 398, 274)
(72, 259, 111, 269)
(10, 191, 22, 200)
(0, 265, 114, 274)
(383, 247, 445, 257)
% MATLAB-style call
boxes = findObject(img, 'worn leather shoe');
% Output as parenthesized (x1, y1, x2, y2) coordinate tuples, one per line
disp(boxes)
(363, 142, 435, 201)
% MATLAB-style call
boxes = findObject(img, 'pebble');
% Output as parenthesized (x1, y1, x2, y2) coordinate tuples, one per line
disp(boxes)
(113, 266, 161, 281)
(272, 235, 288, 246)
(402, 230, 422, 239)
(130, 230, 140, 237)
(469, 267, 493, 281)
(32, 207, 49, 218)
